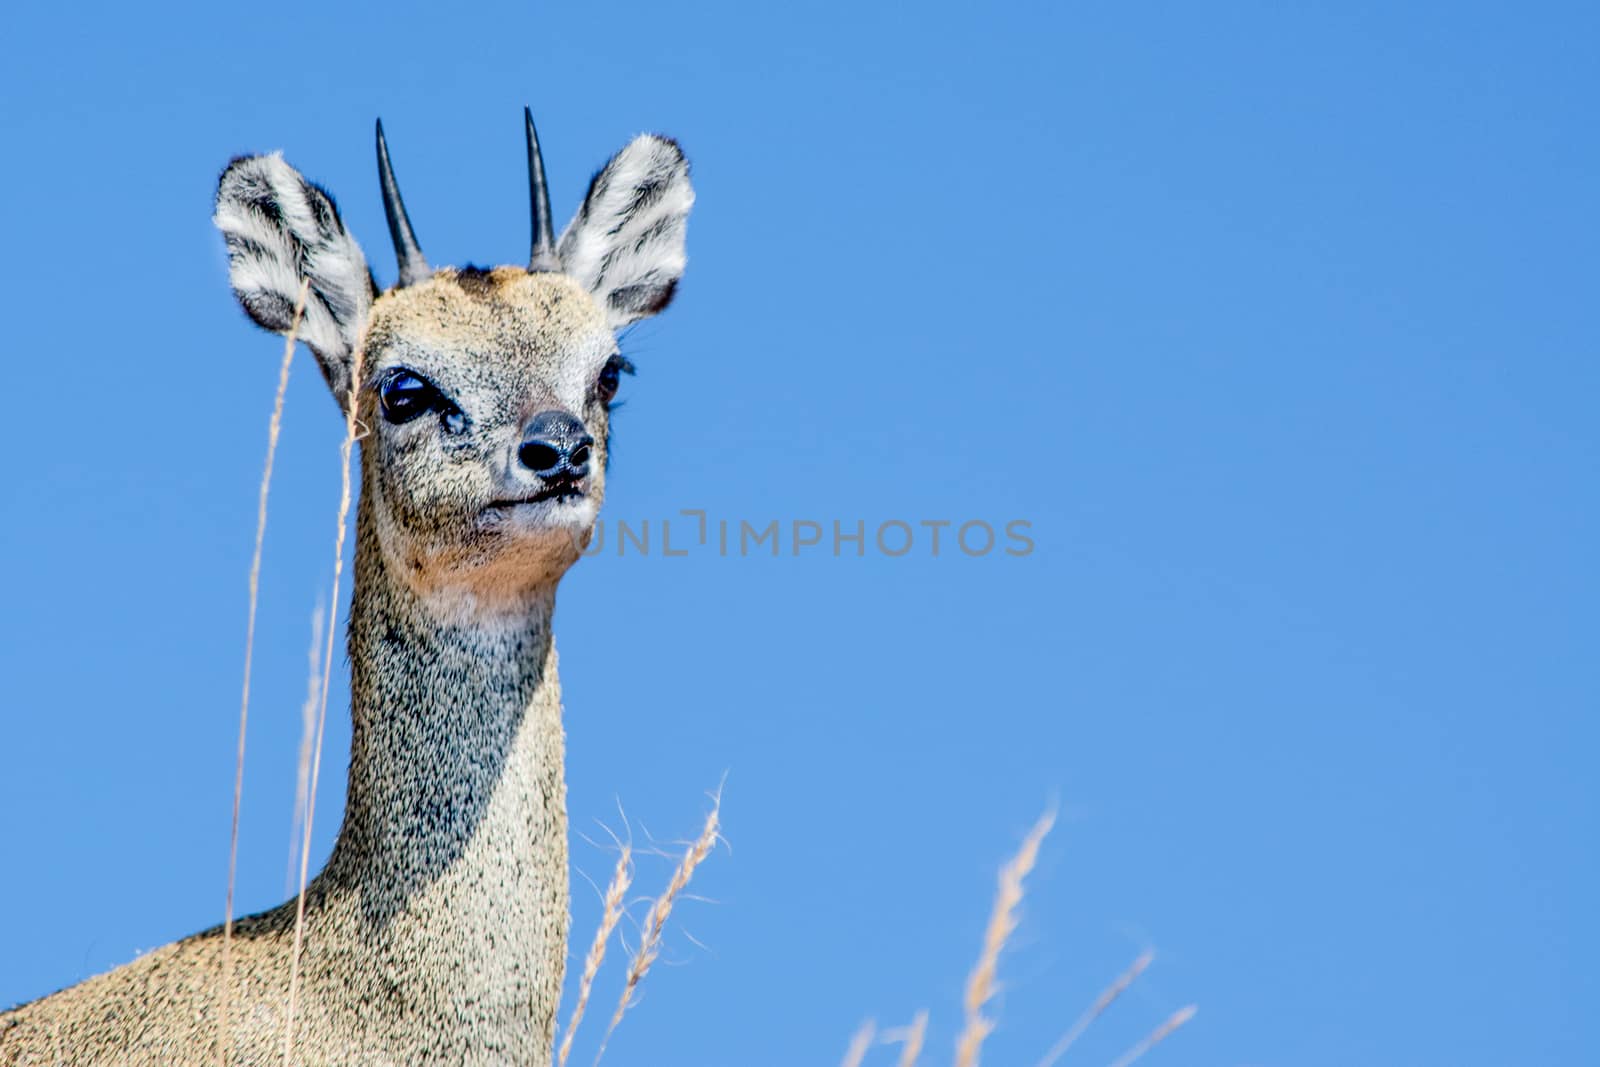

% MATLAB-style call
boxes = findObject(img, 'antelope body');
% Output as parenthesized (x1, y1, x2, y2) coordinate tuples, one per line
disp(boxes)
(0, 110, 693, 1066)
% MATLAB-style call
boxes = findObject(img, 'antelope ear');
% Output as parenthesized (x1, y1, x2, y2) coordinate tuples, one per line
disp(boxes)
(557, 135, 693, 331)
(214, 153, 377, 402)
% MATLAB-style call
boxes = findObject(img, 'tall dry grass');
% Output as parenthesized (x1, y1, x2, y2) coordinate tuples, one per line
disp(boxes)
(954, 809, 1056, 1067)
(282, 325, 367, 1067)
(219, 279, 306, 1067)
(552, 801, 1195, 1066)
(1034, 950, 1154, 1067)
(558, 843, 633, 1067)
(1106, 1007, 1197, 1067)
(814, 809, 1194, 1067)
(591, 793, 722, 1066)
(841, 1021, 878, 1067)
(893, 1012, 928, 1067)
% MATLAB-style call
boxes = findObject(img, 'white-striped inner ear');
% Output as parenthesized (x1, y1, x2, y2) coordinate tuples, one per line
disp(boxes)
(214, 153, 373, 396)
(557, 135, 694, 331)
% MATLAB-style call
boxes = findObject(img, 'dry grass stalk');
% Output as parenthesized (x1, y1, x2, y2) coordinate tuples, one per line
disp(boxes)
(218, 278, 307, 1067)
(1105, 1005, 1197, 1067)
(283, 329, 367, 1067)
(840, 1020, 876, 1067)
(592, 793, 722, 1066)
(893, 1011, 927, 1067)
(953, 808, 1056, 1067)
(1034, 949, 1154, 1067)
(557, 843, 633, 1067)
(285, 601, 324, 896)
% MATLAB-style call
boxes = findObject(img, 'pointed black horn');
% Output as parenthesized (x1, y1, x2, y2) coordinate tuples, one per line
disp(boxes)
(525, 107, 561, 272)
(376, 119, 430, 287)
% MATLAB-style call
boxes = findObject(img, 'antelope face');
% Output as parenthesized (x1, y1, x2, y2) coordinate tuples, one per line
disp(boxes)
(361, 269, 622, 592)
(214, 111, 693, 600)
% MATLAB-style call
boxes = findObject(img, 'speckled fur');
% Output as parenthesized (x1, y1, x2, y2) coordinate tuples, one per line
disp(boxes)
(1, 132, 692, 1066)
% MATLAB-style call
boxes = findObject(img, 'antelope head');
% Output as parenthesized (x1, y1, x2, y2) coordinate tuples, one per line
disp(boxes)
(213, 110, 693, 607)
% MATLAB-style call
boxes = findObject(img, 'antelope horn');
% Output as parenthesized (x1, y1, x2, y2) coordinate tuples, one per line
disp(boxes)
(375, 119, 430, 287)
(525, 107, 561, 272)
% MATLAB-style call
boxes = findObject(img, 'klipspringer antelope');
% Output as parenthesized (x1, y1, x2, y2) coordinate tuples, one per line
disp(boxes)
(0, 108, 693, 1066)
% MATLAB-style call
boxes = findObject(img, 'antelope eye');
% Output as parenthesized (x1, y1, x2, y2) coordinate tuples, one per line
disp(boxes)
(597, 354, 633, 406)
(379, 370, 442, 425)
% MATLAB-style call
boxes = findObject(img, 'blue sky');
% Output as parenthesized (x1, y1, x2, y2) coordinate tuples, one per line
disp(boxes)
(1, 1, 1595, 1063)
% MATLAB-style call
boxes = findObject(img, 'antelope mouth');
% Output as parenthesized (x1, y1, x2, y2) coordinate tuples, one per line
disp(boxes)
(487, 485, 588, 510)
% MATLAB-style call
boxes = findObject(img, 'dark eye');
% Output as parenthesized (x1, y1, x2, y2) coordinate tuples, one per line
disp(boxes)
(597, 354, 634, 406)
(379, 370, 454, 426)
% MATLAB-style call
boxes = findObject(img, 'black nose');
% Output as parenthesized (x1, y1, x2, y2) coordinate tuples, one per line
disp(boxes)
(518, 410, 594, 478)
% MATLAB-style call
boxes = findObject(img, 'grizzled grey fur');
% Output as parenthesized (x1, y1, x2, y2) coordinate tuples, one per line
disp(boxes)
(1, 118, 693, 1065)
